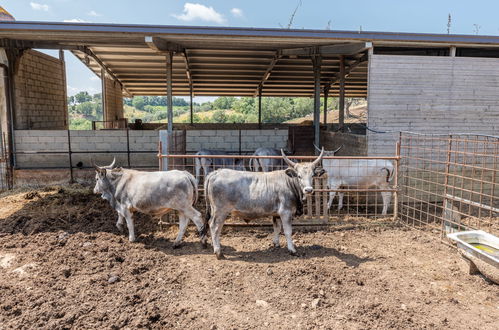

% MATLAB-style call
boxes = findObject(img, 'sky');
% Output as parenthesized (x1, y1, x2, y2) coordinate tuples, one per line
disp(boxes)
(3, 0, 499, 99)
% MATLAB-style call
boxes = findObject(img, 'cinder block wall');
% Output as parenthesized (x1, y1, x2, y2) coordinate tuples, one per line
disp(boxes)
(104, 77, 124, 122)
(14, 50, 67, 130)
(14, 128, 289, 168)
(321, 131, 367, 156)
(186, 129, 288, 152)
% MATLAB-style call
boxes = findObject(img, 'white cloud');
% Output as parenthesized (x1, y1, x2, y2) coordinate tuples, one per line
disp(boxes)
(90, 76, 100, 81)
(173, 3, 226, 24)
(231, 8, 243, 18)
(63, 18, 89, 23)
(30, 2, 49, 11)
(88, 10, 101, 17)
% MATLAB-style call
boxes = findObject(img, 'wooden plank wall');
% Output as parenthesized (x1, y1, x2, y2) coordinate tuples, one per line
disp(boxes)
(367, 54, 499, 156)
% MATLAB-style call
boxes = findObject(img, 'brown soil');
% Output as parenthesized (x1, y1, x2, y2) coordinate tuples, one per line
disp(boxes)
(0, 185, 497, 329)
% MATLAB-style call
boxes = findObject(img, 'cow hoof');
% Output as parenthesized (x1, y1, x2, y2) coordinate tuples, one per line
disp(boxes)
(172, 242, 182, 249)
(116, 224, 124, 233)
(128, 237, 136, 243)
(289, 250, 299, 257)
(201, 241, 208, 249)
(216, 252, 225, 260)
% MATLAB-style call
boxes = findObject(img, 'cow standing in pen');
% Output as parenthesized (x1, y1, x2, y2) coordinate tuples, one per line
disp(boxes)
(202, 149, 326, 259)
(194, 149, 246, 184)
(250, 147, 285, 172)
(93, 159, 206, 247)
(316, 145, 395, 215)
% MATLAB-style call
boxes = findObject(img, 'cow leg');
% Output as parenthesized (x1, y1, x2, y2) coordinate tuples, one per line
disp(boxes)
(338, 192, 345, 211)
(381, 191, 392, 215)
(183, 206, 207, 248)
(272, 216, 282, 247)
(173, 212, 189, 248)
(123, 208, 136, 242)
(328, 182, 340, 209)
(280, 212, 296, 255)
(116, 215, 125, 232)
(209, 213, 227, 259)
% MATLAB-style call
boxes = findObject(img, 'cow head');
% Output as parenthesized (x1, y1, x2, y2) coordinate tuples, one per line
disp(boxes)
(314, 144, 343, 156)
(234, 158, 246, 171)
(281, 148, 325, 196)
(92, 158, 118, 198)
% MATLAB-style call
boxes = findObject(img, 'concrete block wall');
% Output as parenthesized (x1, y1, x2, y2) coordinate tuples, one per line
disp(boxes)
(14, 50, 67, 130)
(14, 128, 289, 168)
(186, 129, 288, 152)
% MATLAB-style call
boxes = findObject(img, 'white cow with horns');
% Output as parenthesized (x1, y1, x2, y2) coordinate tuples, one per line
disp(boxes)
(93, 158, 206, 247)
(316, 145, 395, 215)
(201, 149, 326, 259)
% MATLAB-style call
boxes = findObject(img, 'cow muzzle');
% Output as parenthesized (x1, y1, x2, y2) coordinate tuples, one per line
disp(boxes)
(303, 187, 314, 195)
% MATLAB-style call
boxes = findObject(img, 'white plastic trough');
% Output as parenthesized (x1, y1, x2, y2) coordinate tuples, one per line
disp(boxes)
(447, 230, 499, 283)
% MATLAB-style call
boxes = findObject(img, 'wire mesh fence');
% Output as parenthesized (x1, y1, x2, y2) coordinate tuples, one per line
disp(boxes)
(398, 133, 499, 238)
(158, 153, 399, 224)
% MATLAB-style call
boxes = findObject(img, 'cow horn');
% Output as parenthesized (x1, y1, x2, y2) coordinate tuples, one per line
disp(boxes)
(91, 158, 99, 171)
(332, 145, 343, 155)
(108, 157, 116, 169)
(313, 144, 322, 153)
(281, 149, 296, 168)
(312, 147, 325, 167)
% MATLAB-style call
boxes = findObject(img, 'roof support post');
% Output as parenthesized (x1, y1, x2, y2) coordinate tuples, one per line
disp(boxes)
(312, 55, 322, 152)
(323, 86, 329, 127)
(189, 86, 194, 125)
(101, 67, 108, 127)
(166, 51, 174, 168)
(338, 55, 346, 131)
(257, 86, 262, 128)
(59, 49, 68, 129)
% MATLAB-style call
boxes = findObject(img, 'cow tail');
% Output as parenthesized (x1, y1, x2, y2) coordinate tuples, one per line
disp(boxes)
(187, 172, 198, 206)
(200, 173, 212, 237)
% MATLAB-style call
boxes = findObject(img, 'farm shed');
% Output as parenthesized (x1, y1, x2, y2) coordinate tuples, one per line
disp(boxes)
(0, 22, 498, 184)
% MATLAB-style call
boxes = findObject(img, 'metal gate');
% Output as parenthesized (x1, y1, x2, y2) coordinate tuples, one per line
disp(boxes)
(0, 132, 12, 190)
(398, 132, 499, 238)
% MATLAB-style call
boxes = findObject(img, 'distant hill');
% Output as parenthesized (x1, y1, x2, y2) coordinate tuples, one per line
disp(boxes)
(285, 104, 366, 124)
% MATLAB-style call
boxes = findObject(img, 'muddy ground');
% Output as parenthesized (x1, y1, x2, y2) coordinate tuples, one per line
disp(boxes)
(0, 186, 497, 329)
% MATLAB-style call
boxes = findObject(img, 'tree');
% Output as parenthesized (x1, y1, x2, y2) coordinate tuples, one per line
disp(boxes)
(76, 102, 94, 116)
(132, 96, 146, 110)
(74, 91, 92, 104)
(212, 110, 227, 123)
(213, 96, 236, 110)
(92, 93, 102, 101)
(173, 97, 188, 107)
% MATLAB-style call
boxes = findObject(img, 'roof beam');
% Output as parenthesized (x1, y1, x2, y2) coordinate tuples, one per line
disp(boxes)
(145, 36, 184, 54)
(322, 54, 368, 92)
(279, 42, 372, 57)
(254, 52, 280, 96)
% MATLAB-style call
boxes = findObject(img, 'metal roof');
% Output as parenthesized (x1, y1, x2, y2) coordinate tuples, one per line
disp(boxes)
(2, 21, 499, 97)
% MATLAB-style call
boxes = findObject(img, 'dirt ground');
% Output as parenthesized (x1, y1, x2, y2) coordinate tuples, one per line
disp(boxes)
(0, 185, 497, 329)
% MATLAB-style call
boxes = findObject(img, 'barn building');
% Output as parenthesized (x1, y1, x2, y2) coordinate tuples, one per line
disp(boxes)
(0, 21, 499, 186)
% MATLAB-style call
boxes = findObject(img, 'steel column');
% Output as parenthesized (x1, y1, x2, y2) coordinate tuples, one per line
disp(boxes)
(339, 55, 345, 131)
(166, 51, 173, 166)
(323, 87, 328, 126)
(312, 56, 322, 151)
(189, 86, 194, 124)
(258, 86, 262, 128)
(101, 67, 107, 125)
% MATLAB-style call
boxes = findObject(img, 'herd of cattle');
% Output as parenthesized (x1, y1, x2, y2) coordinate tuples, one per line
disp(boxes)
(93, 147, 395, 259)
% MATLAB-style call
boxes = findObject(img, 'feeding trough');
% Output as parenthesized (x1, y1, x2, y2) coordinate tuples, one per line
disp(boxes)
(447, 230, 499, 284)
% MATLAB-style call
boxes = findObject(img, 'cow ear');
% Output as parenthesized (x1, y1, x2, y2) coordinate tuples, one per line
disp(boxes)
(285, 168, 297, 178)
(314, 167, 326, 177)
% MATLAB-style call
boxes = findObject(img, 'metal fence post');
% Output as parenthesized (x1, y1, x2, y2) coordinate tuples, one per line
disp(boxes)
(67, 130, 74, 183)
(126, 128, 131, 168)
(393, 138, 401, 221)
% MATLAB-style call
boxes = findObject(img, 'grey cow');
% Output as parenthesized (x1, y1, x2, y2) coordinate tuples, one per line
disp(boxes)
(93, 159, 206, 247)
(194, 149, 245, 184)
(250, 147, 284, 172)
(202, 149, 326, 259)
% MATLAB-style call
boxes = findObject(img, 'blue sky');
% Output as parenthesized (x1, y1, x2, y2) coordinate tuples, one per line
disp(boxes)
(3, 0, 499, 98)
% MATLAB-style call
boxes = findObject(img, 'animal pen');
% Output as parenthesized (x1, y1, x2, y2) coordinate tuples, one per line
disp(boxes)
(0, 21, 498, 238)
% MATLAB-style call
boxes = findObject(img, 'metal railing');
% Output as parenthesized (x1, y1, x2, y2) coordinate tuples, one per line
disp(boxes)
(157, 152, 400, 223)
(91, 118, 128, 130)
(398, 133, 499, 238)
